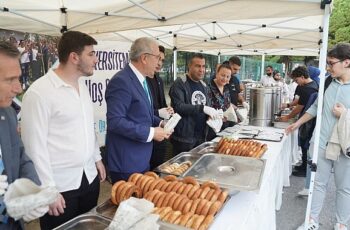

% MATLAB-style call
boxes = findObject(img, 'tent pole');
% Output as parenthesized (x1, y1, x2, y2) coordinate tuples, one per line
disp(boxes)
(173, 50, 178, 81)
(261, 54, 265, 80)
(303, 3, 331, 229)
(218, 53, 221, 63)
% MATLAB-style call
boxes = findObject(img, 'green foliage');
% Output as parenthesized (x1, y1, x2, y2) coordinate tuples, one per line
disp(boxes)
(329, 0, 350, 46)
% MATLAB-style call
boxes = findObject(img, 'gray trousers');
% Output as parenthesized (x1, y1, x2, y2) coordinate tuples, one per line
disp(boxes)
(310, 147, 350, 225)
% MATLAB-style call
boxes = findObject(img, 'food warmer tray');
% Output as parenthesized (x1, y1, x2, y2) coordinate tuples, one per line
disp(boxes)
(154, 152, 201, 176)
(182, 153, 266, 193)
(253, 130, 284, 142)
(53, 213, 110, 230)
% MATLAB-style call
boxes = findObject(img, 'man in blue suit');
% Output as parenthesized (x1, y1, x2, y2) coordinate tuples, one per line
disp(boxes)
(105, 37, 172, 183)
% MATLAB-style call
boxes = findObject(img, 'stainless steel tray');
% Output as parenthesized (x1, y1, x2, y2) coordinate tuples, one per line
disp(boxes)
(53, 213, 111, 230)
(183, 153, 266, 192)
(154, 152, 201, 176)
(94, 199, 117, 220)
(189, 141, 217, 154)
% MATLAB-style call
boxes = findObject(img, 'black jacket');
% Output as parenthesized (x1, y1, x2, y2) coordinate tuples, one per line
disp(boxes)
(146, 74, 167, 116)
(169, 75, 210, 144)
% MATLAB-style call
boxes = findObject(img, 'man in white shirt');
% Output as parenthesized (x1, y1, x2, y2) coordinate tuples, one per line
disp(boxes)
(21, 31, 106, 230)
(260, 65, 276, 86)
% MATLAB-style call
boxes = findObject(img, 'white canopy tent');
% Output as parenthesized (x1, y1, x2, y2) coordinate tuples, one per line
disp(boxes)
(1, 0, 325, 56)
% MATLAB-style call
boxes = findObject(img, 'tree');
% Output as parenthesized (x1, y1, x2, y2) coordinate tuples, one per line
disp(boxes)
(329, 0, 350, 46)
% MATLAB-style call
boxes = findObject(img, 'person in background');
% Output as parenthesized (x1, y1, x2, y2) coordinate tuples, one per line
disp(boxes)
(0, 41, 48, 229)
(260, 65, 276, 86)
(288, 43, 350, 230)
(147, 45, 174, 169)
(280, 66, 318, 177)
(169, 53, 221, 156)
(105, 37, 171, 183)
(307, 66, 321, 86)
(21, 31, 106, 230)
(207, 63, 233, 140)
(227, 56, 242, 106)
(272, 70, 290, 102)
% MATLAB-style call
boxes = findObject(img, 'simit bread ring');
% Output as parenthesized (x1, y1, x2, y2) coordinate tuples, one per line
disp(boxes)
(126, 185, 142, 199)
(195, 199, 207, 215)
(140, 176, 154, 193)
(200, 200, 212, 216)
(199, 187, 211, 199)
(163, 175, 177, 182)
(148, 178, 164, 192)
(173, 195, 186, 210)
(159, 207, 172, 219)
(201, 181, 219, 191)
(111, 180, 126, 205)
(191, 188, 203, 200)
(182, 176, 199, 186)
(156, 193, 167, 207)
(135, 175, 146, 187)
(144, 189, 157, 202)
(182, 199, 193, 214)
(182, 184, 193, 196)
(144, 171, 159, 179)
(190, 198, 201, 214)
(208, 201, 221, 215)
(179, 212, 193, 227)
(191, 214, 205, 230)
(152, 190, 163, 205)
(155, 179, 167, 191)
(187, 184, 200, 199)
(185, 214, 197, 228)
(177, 197, 189, 212)
(161, 192, 175, 208)
(172, 181, 183, 193)
(209, 189, 222, 202)
(143, 177, 155, 194)
(118, 182, 134, 203)
(165, 181, 178, 193)
(198, 214, 214, 230)
(167, 193, 179, 209)
(218, 190, 228, 203)
(168, 210, 182, 224)
(173, 214, 183, 225)
(205, 189, 215, 201)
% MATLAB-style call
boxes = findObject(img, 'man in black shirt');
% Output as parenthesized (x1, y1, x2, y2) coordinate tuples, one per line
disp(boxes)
(280, 66, 318, 176)
(169, 54, 221, 155)
(147, 45, 174, 169)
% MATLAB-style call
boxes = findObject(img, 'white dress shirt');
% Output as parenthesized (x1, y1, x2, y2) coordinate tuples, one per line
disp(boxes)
(260, 75, 277, 86)
(21, 69, 101, 192)
(129, 63, 154, 142)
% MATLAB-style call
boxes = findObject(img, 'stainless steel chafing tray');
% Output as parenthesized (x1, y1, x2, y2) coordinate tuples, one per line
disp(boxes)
(182, 153, 266, 193)
(94, 199, 117, 220)
(53, 213, 110, 230)
(154, 152, 201, 176)
(189, 141, 217, 154)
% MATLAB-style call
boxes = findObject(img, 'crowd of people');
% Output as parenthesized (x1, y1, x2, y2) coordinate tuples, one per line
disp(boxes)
(0, 30, 349, 230)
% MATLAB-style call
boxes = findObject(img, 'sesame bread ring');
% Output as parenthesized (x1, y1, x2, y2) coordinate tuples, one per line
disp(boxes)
(198, 215, 214, 230)
(130, 173, 143, 185)
(122, 185, 137, 202)
(115, 181, 129, 204)
(200, 200, 212, 216)
(162, 210, 173, 221)
(218, 190, 228, 203)
(163, 175, 177, 182)
(182, 176, 199, 186)
(182, 199, 193, 214)
(195, 199, 207, 215)
(201, 181, 219, 191)
(156, 193, 167, 207)
(160, 181, 171, 192)
(127, 173, 137, 183)
(127, 185, 142, 199)
(165, 181, 178, 193)
(191, 214, 205, 230)
(162, 192, 175, 208)
(152, 190, 163, 204)
(155, 180, 167, 191)
(205, 189, 215, 201)
(144, 189, 157, 202)
(209, 189, 222, 202)
(190, 198, 201, 213)
(199, 187, 211, 199)
(191, 188, 203, 200)
(179, 212, 194, 227)
(177, 197, 189, 212)
(173, 214, 183, 225)
(173, 195, 186, 210)
(207, 201, 221, 216)
(182, 184, 193, 196)
(152, 207, 161, 214)
(143, 177, 155, 194)
(185, 214, 197, 228)
(159, 207, 172, 219)
(187, 185, 200, 199)
(168, 210, 182, 224)
(111, 180, 126, 205)
(144, 171, 159, 179)
(148, 178, 164, 192)
(135, 175, 146, 187)
(172, 181, 183, 193)
(176, 183, 187, 194)
(167, 193, 179, 209)
(140, 176, 154, 193)
(118, 182, 134, 203)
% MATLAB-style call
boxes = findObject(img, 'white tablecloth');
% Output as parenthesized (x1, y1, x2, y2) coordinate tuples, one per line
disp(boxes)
(210, 127, 299, 230)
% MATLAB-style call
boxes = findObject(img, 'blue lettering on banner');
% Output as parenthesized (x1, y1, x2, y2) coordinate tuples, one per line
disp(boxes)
(95, 51, 129, 71)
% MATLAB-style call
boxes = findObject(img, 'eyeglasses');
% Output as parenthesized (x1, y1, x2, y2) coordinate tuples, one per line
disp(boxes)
(144, 53, 161, 61)
(327, 60, 343, 67)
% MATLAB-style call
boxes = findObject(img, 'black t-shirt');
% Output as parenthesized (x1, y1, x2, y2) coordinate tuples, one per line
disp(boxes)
(187, 76, 207, 138)
(298, 81, 319, 106)
(227, 75, 240, 106)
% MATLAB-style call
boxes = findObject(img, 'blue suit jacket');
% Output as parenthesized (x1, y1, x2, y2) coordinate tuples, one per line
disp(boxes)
(105, 64, 161, 173)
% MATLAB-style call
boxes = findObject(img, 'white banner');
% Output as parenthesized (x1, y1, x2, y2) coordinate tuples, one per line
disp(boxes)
(81, 41, 131, 146)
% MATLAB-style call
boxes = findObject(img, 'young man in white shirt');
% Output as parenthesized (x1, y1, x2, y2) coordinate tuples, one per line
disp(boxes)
(21, 31, 106, 230)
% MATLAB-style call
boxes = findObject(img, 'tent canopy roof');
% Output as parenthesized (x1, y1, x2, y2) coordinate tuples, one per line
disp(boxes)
(1, 0, 326, 56)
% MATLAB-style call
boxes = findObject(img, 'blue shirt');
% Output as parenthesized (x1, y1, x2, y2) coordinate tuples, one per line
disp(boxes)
(307, 78, 350, 149)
